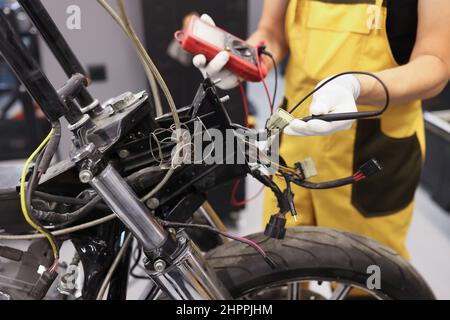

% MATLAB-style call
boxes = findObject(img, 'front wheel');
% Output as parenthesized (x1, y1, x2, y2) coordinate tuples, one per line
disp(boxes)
(206, 227, 435, 300)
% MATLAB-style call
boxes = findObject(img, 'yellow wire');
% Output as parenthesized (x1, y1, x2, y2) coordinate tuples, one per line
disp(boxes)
(20, 129, 59, 262)
(241, 138, 299, 174)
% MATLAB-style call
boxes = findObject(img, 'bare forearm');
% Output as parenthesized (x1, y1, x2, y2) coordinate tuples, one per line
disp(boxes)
(247, 28, 288, 65)
(246, 0, 289, 67)
(357, 55, 450, 106)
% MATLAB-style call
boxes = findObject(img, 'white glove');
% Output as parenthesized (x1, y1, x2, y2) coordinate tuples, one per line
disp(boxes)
(284, 75, 361, 136)
(192, 14, 239, 90)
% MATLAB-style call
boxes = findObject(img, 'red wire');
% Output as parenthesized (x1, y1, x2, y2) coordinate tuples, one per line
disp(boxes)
(230, 44, 271, 207)
(238, 80, 249, 127)
(225, 232, 268, 257)
(51, 259, 59, 273)
(231, 179, 265, 207)
(353, 172, 366, 182)
(255, 43, 273, 114)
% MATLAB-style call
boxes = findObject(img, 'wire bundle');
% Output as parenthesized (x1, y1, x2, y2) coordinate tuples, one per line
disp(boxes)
(19, 129, 59, 273)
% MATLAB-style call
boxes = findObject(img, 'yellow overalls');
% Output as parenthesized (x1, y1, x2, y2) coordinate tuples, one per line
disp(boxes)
(263, 0, 425, 259)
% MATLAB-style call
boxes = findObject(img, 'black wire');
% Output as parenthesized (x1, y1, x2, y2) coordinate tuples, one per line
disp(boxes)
(33, 195, 102, 227)
(262, 51, 278, 109)
(289, 71, 390, 117)
(26, 150, 45, 226)
(33, 191, 90, 205)
(294, 176, 355, 190)
(130, 244, 151, 280)
(25, 149, 59, 258)
(38, 121, 61, 174)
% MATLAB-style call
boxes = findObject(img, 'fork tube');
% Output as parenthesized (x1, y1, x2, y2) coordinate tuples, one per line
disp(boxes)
(89, 165, 168, 252)
(147, 240, 232, 300)
(89, 164, 231, 300)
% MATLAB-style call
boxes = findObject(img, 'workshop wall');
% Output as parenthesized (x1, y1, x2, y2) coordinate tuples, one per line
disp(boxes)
(39, 0, 147, 102)
(39, 0, 148, 156)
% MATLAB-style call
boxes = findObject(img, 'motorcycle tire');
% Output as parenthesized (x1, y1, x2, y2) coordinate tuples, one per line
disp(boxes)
(206, 227, 435, 300)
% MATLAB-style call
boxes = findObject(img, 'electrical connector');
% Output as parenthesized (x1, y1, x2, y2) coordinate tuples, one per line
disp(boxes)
(264, 215, 287, 240)
(266, 109, 294, 131)
(359, 158, 382, 178)
(295, 157, 318, 179)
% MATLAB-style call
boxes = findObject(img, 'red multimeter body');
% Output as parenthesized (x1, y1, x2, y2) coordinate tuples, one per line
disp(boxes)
(175, 16, 269, 83)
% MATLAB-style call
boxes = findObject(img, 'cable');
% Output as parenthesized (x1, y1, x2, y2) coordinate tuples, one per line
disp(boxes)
(38, 121, 61, 174)
(262, 51, 278, 111)
(294, 176, 355, 190)
(0, 214, 117, 241)
(114, 1, 163, 116)
(33, 196, 102, 226)
(238, 136, 298, 174)
(161, 221, 276, 269)
(112, 0, 180, 199)
(33, 191, 90, 205)
(112, 0, 180, 128)
(96, 233, 133, 300)
(256, 43, 273, 114)
(292, 159, 382, 189)
(96, 0, 181, 202)
(238, 80, 249, 127)
(92, 3, 163, 115)
(130, 243, 151, 280)
(230, 178, 264, 207)
(289, 71, 390, 118)
(20, 129, 59, 271)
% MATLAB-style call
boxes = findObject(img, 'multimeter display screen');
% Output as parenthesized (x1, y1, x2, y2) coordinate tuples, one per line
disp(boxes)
(192, 19, 226, 49)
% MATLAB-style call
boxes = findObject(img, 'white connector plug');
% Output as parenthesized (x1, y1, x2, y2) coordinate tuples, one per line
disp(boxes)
(266, 109, 295, 131)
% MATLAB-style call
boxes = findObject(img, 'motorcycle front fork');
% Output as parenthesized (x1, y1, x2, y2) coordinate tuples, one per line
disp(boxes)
(90, 164, 231, 300)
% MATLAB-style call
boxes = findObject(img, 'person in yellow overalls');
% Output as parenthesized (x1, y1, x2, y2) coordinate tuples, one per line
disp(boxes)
(194, 0, 450, 259)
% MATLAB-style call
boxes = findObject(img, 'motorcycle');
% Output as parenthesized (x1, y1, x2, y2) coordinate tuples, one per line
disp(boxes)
(0, 0, 434, 300)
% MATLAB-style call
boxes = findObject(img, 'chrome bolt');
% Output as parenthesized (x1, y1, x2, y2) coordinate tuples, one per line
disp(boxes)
(79, 170, 93, 184)
(146, 198, 160, 210)
(220, 95, 230, 103)
(154, 260, 166, 273)
(118, 149, 130, 159)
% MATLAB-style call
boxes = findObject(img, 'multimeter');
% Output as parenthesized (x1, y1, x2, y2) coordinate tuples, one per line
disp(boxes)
(175, 15, 269, 82)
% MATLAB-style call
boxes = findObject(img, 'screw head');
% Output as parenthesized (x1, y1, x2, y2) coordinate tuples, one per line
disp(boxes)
(154, 260, 166, 273)
(146, 198, 160, 210)
(118, 149, 130, 159)
(79, 170, 93, 184)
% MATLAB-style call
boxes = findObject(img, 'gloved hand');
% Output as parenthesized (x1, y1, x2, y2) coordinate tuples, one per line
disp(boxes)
(192, 14, 240, 90)
(284, 74, 361, 136)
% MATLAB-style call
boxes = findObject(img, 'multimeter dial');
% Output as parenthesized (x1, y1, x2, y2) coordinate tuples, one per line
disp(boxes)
(226, 36, 257, 64)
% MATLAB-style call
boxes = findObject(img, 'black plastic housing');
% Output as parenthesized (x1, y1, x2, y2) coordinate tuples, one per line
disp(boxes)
(264, 215, 287, 240)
